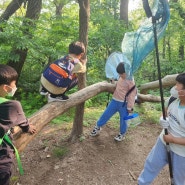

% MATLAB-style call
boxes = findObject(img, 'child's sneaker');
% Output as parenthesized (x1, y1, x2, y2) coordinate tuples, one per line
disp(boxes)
(114, 133, 125, 141)
(40, 89, 48, 96)
(90, 126, 101, 136)
(48, 94, 69, 103)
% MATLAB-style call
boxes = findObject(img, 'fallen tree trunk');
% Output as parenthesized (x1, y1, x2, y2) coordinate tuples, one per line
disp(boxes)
(13, 79, 171, 152)
(137, 93, 161, 103)
(13, 81, 115, 152)
(140, 74, 178, 94)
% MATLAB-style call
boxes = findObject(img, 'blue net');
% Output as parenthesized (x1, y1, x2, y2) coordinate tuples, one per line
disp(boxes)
(105, 52, 132, 80)
(105, 0, 170, 79)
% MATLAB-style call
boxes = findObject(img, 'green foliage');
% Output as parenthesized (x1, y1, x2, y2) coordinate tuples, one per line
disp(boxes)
(17, 91, 47, 117)
(50, 108, 75, 125)
(139, 103, 161, 124)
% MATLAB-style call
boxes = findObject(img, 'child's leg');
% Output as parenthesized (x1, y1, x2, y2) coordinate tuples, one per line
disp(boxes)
(172, 152, 185, 185)
(0, 164, 12, 185)
(119, 103, 129, 134)
(0, 172, 11, 185)
(97, 99, 118, 127)
(138, 138, 168, 185)
(50, 78, 78, 98)
(66, 77, 78, 91)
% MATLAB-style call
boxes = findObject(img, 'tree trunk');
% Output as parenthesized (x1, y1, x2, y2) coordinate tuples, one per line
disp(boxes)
(120, 0, 128, 25)
(53, 0, 67, 16)
(7, 0, 42, 79)
(69, 0, 89, 142)
(0, 0, 24, 23)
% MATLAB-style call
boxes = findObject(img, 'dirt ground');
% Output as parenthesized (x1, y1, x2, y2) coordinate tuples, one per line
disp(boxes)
(11, 121, 171, 185)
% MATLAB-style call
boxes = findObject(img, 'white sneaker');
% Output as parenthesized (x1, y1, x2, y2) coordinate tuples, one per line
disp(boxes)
(90, 126, 101, 136)
(48, 94, 68, 103)
(40, 90, 48, 96)
(114, 133, 125, 141)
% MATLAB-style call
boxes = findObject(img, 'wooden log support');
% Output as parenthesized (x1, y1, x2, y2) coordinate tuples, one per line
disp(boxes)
(13, 81, 115, 152)
(13, 74, 178, 152)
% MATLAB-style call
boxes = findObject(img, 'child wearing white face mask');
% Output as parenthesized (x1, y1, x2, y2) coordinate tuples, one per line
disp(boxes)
(0, 64, 36, 185)
(138, 73, 185, 185)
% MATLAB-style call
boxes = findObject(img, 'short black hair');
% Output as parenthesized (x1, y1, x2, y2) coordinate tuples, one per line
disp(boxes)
(176, 73, 185, 88)
(0, 64, 18, 85)
(116, 62, 125, 74)
(68, 41, 85, 55)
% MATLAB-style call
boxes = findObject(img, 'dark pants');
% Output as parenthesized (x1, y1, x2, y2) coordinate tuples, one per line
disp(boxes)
(0, 171, 11, 185)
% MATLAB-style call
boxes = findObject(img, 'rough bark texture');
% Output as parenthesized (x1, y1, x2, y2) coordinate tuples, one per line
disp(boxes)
(69, 0, 90, 142)
(120, 0, 128, 24)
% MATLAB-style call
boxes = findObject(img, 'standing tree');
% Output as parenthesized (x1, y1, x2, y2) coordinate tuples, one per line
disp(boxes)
(53, 0, 70, 16)
(69, 0, 90, 142)
(120, 0, 128, 25)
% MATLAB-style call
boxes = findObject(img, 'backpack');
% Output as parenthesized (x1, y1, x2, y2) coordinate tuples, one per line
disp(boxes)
(168, 96, 177, 107)
(43, 55, 78, 88)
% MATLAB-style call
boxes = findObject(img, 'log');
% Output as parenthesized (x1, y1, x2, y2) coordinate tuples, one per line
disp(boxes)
(137, 93, 161, 103)
(13, 79, 172, 152)
(13, 81, 116, 152)
(140, 74, 178, 94)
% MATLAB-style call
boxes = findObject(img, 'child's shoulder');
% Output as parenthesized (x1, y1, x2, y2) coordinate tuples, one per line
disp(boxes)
(0, 99, 22, 108)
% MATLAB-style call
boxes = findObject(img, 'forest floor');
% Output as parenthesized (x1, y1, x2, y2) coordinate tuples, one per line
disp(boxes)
(11, 121, 171, 185)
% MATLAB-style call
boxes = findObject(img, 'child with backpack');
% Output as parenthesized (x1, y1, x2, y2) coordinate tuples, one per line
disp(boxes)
(90, 62, 136, 141)
(138, 73, 185, 185)
(0, 64, 36, 185)
(40, 41, 86, 102)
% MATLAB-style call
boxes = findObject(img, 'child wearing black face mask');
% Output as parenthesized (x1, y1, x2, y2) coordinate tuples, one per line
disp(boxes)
(0, 64, 36, 185)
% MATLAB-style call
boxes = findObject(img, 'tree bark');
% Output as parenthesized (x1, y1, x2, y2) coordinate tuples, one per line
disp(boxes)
(69, 0, 89, 142)
(7, 0, 42, 78)
(0, 0, 25, 23)
(53, 0, 68, 16)
(140, 74, 178, 94)
(120, 0, 128, 25)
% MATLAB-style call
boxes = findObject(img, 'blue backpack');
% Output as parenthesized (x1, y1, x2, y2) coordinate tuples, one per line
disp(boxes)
(43, 55, 77, 88)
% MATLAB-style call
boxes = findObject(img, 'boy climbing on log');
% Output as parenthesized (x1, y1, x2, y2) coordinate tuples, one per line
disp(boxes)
(40, 41, 87, 102)
(0, 64, 36, 185)
(90, 62, 136, 141)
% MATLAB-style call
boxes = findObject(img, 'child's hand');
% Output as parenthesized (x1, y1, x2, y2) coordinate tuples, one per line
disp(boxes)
(128, 109, 133, 114)
(110, 79, 115, 84)
(28, 124, 36, 134)
(163, 134, 174, 143)
(80, 58, 87, 65)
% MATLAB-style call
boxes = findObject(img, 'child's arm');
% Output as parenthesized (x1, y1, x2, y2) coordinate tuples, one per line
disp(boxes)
(163, 134, 185, 145)
(10, 101, 36, 134)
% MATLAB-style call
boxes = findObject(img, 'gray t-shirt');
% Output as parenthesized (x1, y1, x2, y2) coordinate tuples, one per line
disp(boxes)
(160, 99, 185, 157)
